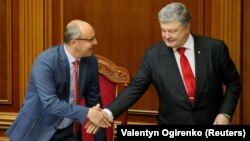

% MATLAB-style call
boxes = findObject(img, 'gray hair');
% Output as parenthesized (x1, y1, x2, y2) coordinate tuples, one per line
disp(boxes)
(158, 2, 191, 25)
(64, 23, 82, 44)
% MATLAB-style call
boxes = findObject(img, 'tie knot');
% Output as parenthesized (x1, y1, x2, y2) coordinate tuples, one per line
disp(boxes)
(177, 47, 186, 55)
(73, 60, 79, 66)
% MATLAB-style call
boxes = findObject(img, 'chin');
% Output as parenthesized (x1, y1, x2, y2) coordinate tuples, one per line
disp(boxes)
(87, 53, 93, 57)
(165, 44, 175, 48)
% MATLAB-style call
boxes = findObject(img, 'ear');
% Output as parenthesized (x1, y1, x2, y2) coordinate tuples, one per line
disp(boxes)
(186, 23, 190, 30)
(69, 39, 78, 46)
(183, 23, 190, 34)
(71, 39, 77, 44)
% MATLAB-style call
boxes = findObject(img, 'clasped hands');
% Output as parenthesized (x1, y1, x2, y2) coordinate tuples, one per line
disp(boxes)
(86, 104, 113, 134)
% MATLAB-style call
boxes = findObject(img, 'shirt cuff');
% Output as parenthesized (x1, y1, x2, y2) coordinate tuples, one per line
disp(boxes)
(103, 108, 114, 120)
(221, 113, 231, 120)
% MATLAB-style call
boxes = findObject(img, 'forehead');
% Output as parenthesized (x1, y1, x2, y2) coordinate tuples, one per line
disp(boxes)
(80, 26, 95, 38)
(160, 21, 183, 30)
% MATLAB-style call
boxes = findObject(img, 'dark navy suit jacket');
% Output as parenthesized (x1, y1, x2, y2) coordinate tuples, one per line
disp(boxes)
(6, 45, 104, 140)
(108, 34, 241, 124)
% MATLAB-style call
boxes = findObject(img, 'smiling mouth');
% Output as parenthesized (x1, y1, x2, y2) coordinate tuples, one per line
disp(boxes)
(166, 39, 175, 43)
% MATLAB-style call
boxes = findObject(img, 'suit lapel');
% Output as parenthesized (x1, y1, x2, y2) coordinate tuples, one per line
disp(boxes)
(79, 58, 87, 97)
(160, 43, 191, 104)
(193, 36, 208, 106)
(59, 45, 70, 100)
(59, 45, 87, 100)
(160, 35, 209, 106)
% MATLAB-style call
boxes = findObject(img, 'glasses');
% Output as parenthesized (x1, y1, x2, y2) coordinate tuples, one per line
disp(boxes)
(74, 36, 96, 41)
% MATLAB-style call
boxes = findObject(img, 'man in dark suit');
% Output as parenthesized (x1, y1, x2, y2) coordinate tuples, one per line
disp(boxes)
(5, 20, 112, 141)
(86, 2, 241, 131)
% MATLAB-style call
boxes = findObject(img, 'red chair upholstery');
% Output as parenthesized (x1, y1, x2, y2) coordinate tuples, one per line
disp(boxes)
(81, 55, 130, 141)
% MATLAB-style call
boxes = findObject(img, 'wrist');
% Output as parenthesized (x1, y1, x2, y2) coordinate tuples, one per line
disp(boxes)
(221, 113, 231, 120)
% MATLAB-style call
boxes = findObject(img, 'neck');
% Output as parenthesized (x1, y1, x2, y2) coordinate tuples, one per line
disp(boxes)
(65, 44, 79, 60)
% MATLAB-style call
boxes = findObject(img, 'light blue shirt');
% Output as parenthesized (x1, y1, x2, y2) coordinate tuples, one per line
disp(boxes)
(57, 45, 79, 129)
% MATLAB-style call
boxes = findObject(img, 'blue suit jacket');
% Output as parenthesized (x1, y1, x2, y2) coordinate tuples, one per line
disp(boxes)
(6, 45, 102, 141)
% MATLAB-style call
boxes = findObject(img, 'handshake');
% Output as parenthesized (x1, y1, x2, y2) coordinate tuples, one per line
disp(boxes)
(85, 104, 113, 134)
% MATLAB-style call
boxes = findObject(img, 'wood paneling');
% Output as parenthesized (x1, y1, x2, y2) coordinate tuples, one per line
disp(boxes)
(51, 0, 63, 45)
(44, 0, 53, 49)
(0, 0, 19, 138)
(242, 0, 250, 124)
(19, 0, 46, 105)
(0, 0, 53, 138)
(203, 0, 242, 124)
(0, 0, 11, 137)
(0, 0, 12, 105)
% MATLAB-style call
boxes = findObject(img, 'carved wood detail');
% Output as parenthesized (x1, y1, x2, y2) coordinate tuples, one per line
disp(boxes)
(97, 55, 130, 85)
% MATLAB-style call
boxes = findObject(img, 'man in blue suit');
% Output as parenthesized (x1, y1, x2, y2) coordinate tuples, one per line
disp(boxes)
(86, 2, 241, 133)
(6, 20, 112, 141)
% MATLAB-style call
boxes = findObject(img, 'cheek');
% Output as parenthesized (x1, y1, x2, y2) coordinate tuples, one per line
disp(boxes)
(162, 34, 166, 40)
(173, 32, 184, 40)
(81, 47, 89, 53)
(162, 32, 172, 40)
(82, 46, 93, 54)
(76, 46, 87, 54)
(161, 32, 165, 38)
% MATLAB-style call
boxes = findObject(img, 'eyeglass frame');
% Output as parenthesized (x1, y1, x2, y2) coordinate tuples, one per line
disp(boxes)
(73, 36, 96, 42)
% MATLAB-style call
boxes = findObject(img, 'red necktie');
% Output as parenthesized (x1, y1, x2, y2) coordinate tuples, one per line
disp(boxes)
(73, 60, 80, 136)
(177, 48, 196, 104)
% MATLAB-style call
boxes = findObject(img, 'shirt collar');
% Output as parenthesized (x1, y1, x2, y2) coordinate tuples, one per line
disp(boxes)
(63, 45, 78, 64)
(182, 33, 194, 50)
(173, 33, 194, 51)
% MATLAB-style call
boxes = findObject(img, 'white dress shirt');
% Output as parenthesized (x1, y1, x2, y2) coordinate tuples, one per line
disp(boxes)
(173, 33, 195, 92)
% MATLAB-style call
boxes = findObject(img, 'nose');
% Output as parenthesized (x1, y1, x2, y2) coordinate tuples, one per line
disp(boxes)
(92, 38, 97, 45)
(163, 32, 171, 39)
